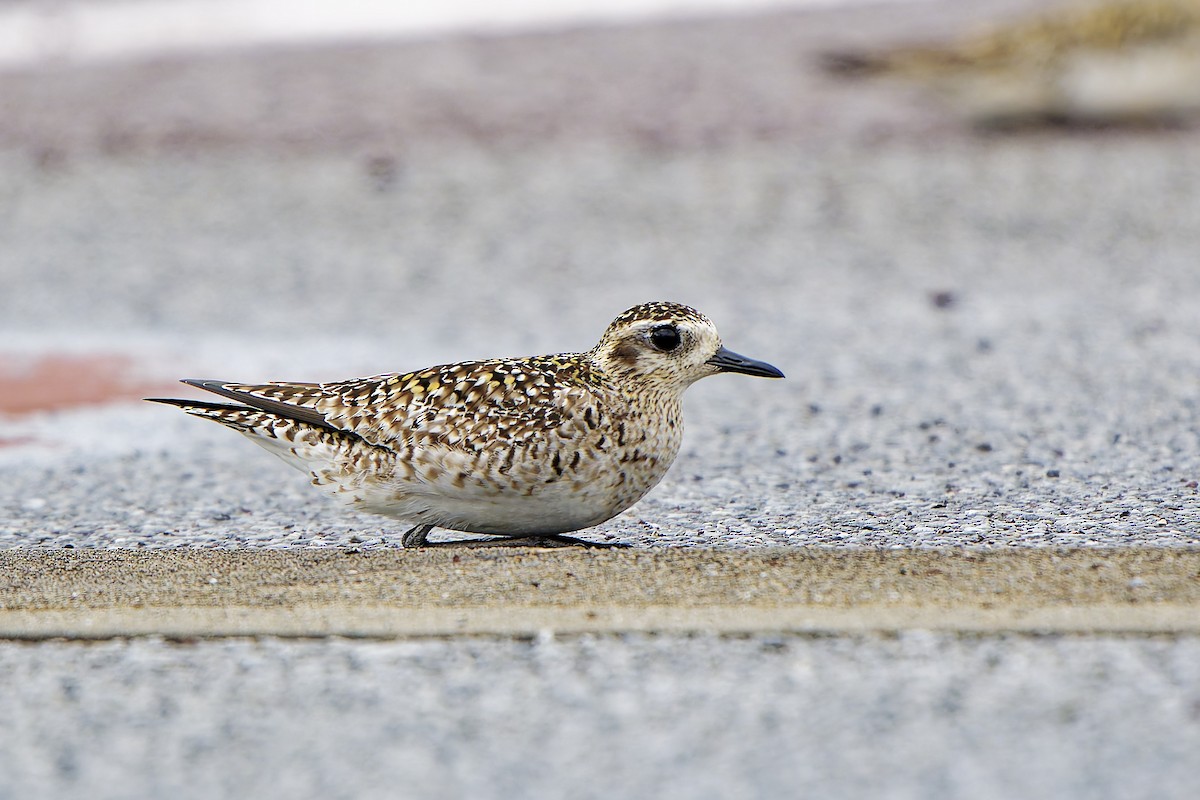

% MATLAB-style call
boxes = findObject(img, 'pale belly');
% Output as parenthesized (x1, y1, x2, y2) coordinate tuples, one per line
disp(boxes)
(270, 393, 686, 536)
(355, 486, 623, 534)
(349, 457, 672, 535)
(341, 428, 679, 534)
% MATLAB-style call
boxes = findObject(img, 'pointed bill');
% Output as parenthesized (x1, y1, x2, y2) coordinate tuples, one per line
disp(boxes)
(706, 346, 785, 379)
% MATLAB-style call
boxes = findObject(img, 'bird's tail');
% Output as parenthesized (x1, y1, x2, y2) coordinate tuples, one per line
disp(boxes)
(144, 397, 268, 434)
(146, 395, 381, 485)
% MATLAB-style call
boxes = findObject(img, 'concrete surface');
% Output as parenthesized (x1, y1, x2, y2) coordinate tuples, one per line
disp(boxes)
(2, 548, 1199, 637)
(1, 1, 1198, 551)
(3, 135, 1200, 550)
(0, 632, 1196, 800)
(2, 1, 1200, 798)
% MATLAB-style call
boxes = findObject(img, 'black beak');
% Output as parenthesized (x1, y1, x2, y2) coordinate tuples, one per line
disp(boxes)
(706, 346, 785, 379)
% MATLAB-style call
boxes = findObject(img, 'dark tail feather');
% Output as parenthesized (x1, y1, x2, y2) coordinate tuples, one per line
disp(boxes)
(145, 397, 250, 412)
(148, 381, 365, 444)
(173, 378, 341, 433)
(144, 396, 272, 431)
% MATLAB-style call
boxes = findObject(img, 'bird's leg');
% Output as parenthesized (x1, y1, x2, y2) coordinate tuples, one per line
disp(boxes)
(402, 524, 434, 548)
(403, 528, 629, 549)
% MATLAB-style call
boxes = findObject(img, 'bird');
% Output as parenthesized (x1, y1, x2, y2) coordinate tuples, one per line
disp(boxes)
(821, 0, 1200, 127)
(147, 302, 784, 547)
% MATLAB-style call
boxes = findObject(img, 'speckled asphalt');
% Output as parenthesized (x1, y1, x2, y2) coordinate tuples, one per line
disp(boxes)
(1, 1, 1199, 797)
(3, 135, 1198, 550)
(2, 634, 1198, 800)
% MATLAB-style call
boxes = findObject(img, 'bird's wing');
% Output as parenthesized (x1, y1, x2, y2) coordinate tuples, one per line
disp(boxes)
(184, 355, 610, 452)
(176, 379, 338, 431)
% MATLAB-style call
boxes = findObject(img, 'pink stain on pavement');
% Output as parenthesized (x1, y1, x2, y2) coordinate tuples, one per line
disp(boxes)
(0, 354, 178, 418)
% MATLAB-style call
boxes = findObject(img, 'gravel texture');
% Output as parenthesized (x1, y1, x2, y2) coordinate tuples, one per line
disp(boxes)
(2, 1, 1198, 550)
(2, 3, 1199, 798)
(2, 135, 1199, 549)
(1, 633, 1198, 800)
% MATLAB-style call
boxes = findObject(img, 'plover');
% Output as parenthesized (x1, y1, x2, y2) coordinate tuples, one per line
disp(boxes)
(822, 0, 1200, 126)
(149, 302, 783, 547)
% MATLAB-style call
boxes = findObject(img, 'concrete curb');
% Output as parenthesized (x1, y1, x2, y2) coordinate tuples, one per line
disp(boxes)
(2, 547, 1196, 638)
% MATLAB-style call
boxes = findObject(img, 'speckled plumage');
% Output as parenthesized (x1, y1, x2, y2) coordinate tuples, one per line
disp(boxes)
(149, 302, 783, 546)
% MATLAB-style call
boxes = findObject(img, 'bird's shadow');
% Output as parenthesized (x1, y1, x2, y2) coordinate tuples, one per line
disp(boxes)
(419, 534, 631, 550)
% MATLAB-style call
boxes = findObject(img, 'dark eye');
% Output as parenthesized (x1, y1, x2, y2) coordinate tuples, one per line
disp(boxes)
(649, 325, 681, 352)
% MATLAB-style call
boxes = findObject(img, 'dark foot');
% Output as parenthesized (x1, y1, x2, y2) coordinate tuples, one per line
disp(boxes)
(401, 524, 434, 548)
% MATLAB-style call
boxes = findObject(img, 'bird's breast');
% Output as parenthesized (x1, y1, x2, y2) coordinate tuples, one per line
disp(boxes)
(356, 391, 684, 535)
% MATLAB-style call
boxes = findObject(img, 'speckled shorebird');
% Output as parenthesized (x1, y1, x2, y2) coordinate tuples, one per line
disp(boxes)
(148, 302, 783, 547)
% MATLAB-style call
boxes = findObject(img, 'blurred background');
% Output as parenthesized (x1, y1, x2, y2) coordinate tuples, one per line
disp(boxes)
(2, 0, 1198, 541)
(2, 3, 1200, 798)
(2, 0, 1197, 414)
(3, 0, 1199, 543)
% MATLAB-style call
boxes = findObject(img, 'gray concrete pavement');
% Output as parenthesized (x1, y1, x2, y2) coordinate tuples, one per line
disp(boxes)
(2, 2, 1199, 552)
(3, 136, 1200, 550)
(2, 633, 1198, 800)
(2, 1, 1200, 797)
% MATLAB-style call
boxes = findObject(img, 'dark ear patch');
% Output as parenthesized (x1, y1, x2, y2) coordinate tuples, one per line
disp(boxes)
(611, 341, 641, 367)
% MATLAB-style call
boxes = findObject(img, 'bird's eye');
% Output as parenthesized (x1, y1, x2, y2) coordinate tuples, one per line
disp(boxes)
(649, 325, 681, 352)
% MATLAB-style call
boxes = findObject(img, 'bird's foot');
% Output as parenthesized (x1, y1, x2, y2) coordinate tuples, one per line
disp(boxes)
(401, 524, 434, 548)
(406, 530, 630, 549)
